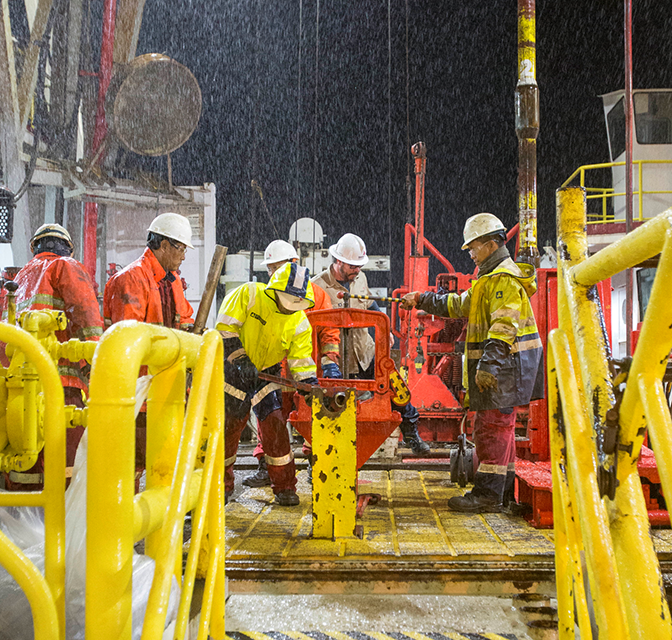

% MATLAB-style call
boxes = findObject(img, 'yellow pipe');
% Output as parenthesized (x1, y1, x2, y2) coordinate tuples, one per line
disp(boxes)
(608, 470, 671, 637)
(86, 321, 201, 640)
(207, 360, 226, 640)
(197, 546, 222, 640)
(174, 428, 221, 639)
(571, 208, 672, 286)
(619, 228, 672, 459)
(133, 470, 203, 543)
(549, 330, 629, 638)
(547, 359, 592, 639)
(0, 530, 59, 640)
(141, 330, 223, 640)
(640, 377, 672, 512)
(556, 186, 614, 428)
(145, 359, 186, 573)
(0, 323, 66, 637)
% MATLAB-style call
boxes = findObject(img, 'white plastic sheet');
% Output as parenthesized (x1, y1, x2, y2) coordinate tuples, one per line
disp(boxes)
(0, 373, 180, 638)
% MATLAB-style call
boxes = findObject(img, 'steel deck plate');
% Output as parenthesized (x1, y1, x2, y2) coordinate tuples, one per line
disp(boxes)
(226, 470, 562, 594)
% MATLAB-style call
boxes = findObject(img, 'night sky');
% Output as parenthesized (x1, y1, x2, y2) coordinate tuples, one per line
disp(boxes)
(134, 0, 672, 282)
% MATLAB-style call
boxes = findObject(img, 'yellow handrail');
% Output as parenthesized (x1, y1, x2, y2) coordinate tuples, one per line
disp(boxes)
(553, 186, 672, 638)
(86, 321, 225, 640)
(561, 159, 672, 224)
(0, 323, 66, 639)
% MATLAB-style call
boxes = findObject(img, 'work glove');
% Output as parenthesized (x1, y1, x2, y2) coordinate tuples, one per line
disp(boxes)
(400, 291, 420, 310)
(322, 362, 343, 379)
(297, 376, 319, 398)
(233, 354, 259, 388)
(475, 369, 499, 393)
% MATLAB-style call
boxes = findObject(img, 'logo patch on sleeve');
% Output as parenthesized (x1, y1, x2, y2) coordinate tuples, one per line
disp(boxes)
(495, 291, 503, 299)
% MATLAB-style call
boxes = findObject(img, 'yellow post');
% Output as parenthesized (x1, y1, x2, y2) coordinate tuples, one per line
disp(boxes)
(311, 389, 357, 538)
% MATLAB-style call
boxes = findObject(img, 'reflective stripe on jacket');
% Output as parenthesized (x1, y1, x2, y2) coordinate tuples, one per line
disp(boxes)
(418, 257, 543, 410)
(311, 266, 374, 374)
(103, 247, 194, 330)
(11, 253, 103, 390)
(215, 282, 316, 381)
(309, 283, 340, 364)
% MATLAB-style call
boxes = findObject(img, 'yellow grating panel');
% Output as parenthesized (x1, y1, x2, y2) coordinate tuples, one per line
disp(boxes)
(226, 468, 562, 565)
(224, 632, 521, 640)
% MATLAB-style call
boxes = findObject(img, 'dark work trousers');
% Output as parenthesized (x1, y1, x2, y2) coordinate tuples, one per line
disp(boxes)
(226, 407, 296, 495)
(471, 407, 517, 502)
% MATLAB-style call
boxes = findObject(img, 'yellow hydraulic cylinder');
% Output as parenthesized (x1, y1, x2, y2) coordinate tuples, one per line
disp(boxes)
(86, 321, 202, 640)
(311, 389, 357, 539)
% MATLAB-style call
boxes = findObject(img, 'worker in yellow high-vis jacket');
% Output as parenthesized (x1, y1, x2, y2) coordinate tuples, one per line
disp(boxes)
(402, 213, 544, 514)
(216, 261, 318, 507)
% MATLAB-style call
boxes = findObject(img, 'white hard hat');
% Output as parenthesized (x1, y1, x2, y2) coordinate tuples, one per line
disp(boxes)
(329, 233, 368, 266)
(30, 223, 73, 252)
(261, 239, 299, 266)
(147, 212, 194, 249)
(461, 213, 506, 250)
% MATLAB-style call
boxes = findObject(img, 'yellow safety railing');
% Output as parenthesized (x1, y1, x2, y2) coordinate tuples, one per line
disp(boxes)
(551, 186, 672, 639)
(0, 322, 66, 639)
(86, 321, 225, 640)
(561, 159, 672, 224)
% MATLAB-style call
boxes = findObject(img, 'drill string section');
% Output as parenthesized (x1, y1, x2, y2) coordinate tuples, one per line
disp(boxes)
(337, 291, 404, 304)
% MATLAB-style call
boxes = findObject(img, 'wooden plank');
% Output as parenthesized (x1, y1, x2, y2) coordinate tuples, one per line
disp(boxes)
(18, 0, 52, 135)
(113, 0, 146, 63)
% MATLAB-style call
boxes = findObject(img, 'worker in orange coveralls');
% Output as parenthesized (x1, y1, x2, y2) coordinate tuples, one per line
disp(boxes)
(103, 212, 195, 481)
(4, 223, 103, 490)
(103, 212, 194, 330)
(243, 239, 342, 488)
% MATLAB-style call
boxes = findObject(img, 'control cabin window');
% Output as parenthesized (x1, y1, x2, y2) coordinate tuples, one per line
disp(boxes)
(607, 92, 672, 160)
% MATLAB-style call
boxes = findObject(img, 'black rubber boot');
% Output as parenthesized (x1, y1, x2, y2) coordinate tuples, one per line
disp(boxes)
(400, 422, 430, 456)
(243, 457, 271, 487)
(274, 490, 300, 506)
(447, 492, 501, 513)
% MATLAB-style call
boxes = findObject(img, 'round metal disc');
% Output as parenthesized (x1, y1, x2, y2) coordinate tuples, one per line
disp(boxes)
(112, 53, 202, 156)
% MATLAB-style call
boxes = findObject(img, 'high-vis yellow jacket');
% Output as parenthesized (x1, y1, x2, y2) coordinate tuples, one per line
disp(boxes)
(417, 255, 543, 410)
(215, 262, 317, 381)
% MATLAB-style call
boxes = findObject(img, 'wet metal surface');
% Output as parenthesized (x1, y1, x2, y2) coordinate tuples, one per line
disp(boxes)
(226, 469, 560, 595)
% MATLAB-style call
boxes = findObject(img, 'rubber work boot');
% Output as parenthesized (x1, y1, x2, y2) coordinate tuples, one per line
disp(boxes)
(400, 423, 431, 456)
(274, 490, 300, 506)
(243, 457, 271, 487)
(447, 492, 501, 513)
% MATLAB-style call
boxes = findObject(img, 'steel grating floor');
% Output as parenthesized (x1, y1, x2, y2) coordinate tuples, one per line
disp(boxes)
(225, 467, 672, 595)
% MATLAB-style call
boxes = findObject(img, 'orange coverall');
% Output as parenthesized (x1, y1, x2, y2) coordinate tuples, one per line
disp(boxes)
(5, 252, 103, 490)
(103, 247, 194, 329)
(103, 246, 194, 482)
